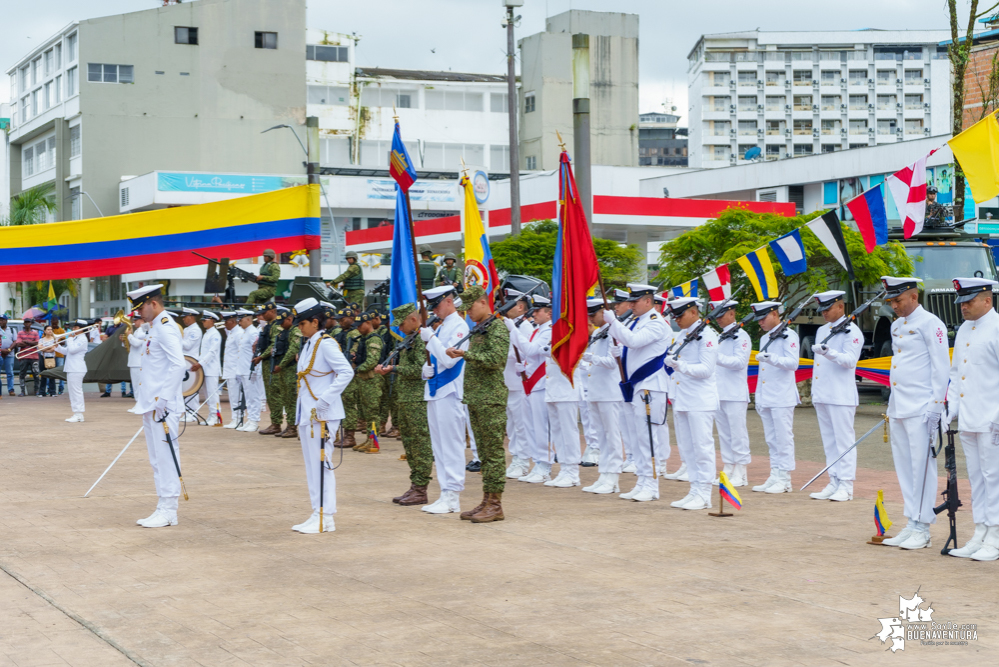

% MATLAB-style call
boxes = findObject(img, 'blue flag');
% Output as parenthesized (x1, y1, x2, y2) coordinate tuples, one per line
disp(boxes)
(769, 228, 807, 276)
(388, 184, 417, 338)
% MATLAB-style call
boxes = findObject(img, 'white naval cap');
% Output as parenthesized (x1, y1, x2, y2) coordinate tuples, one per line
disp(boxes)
(953, 277, 999, 303)
(125, 284, 163, 309)
(531, 294, 552, 306)
(292, 297, 325, 324)
(586, 297, 605, 313)
(72, 318, 89, 327)
(710, 299, 739, 311)
(235, 308, 255, 316)
(750, 301, 782, 320)
(880, 276, 923, 298)
(423, 285, 456, 308)
(201, 310, 220, 320)
(626, 283, 656, 301)
(613, 288, 630, 303)
(181, 307, 201, 316)
(813, 290, 846, 312)
(666, 296, 700, 315)
(504, 288, 524, 299)
(653, 294, 667, 304)
(220, 310, 237, 319)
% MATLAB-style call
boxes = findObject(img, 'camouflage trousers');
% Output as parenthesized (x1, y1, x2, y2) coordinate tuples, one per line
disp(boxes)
(245, 286, 275, 304)
(468, 403, 507, 494)
(357, 375, 383, 434)
(342, 379, 359, 432)
(342, 289, 365, 309)
(395, 401, 432, 486)
(276, 367, 297, 425)
(262, 365, 280, 426)
(379, 375, 396, 427)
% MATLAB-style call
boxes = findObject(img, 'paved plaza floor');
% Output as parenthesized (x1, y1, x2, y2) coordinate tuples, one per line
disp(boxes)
(1, 391, 993, 666)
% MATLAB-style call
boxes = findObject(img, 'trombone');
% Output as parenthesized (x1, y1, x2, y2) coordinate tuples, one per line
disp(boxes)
(16, 310, 127, 359)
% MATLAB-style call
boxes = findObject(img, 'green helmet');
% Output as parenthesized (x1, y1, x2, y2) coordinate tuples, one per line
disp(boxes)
(444, 252, 456, 261)
(418, 244, 432, 256)
(345, 251, 358, 260)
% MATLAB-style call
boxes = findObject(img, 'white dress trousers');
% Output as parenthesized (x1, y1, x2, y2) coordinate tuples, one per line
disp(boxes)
(546, 402, 581, 470)
(960, 431, 999, 526)
(142, 406, 182, 511)
(889, 416, 938, 525)
(506, 391, 528, 460)
(66, 372, 86, 414)
(814, 403, 857, 482)
(629, 391, 670, 495)
(526, 389, 551, 464)
(589, 401, 623, 474)
(236, 374, 262, 422)
(756, 406, 796, 472)
(716, 401, 751, 466)
(427, 396, 467, 492)
(674, 411, 716, 486)
(301, 419, 339, 514)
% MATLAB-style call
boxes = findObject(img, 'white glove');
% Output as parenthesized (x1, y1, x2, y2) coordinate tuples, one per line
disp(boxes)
(756, 352, 771, 363)
(927, 412, 941, 433)
(609, 344, 622, 358)
(943, 405, 957, 430)
(502, 317, 516, 333)
(581, 352, 593, 363)
(421, 363, 435, 379)
(154, 397, 169, 421)
(813, 343, 829, 357)
(602, 309, 616, 325)
(514, 361, 528, 374)
(663, 356, 678, 369)
(317, 398, 332, 418)
(141, 322, 150, 333)
(419, 327, 433, 343)
(990, 422, 999, 446)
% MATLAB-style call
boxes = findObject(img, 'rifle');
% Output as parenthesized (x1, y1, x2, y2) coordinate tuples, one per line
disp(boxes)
(718, 311, 755, 342)
(818, 290, 886, 346)
(453, 296, 527, 350)
(192, 250, 258, 283)
(758, 296, 812, 354)
(669, 284, 745, 360)
(934, 419, 962, 555)
(382, 315, 440, 367)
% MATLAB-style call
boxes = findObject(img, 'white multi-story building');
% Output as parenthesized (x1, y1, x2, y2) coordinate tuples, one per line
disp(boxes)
(687, 30, 953, 168)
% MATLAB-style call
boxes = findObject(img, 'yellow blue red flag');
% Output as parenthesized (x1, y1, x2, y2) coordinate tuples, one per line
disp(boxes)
(461, 175, 499, 308)
(719, 471, 743, 510)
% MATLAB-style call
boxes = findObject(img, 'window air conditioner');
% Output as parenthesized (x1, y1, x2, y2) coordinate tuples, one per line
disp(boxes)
(924, 127, 931, 135)
(812, 104, 818, 111)
(840, 78, 847, 84)
(923, 78, 930, 84)
(868, 104, 874, 110)
(895, 78, 902, 84)
(785, 104, 791, 111)
(812, 79, 819, 85)
(868, 127, 875, 133)
(840, 128, 847, 133)
(757, 79, 764, 85)
(923, 102, 931, 110)
(868, 78, 874, 84)
(730, 104, 737, 111)
(840, 103, 847, 110)
(896, 103, 903, 109)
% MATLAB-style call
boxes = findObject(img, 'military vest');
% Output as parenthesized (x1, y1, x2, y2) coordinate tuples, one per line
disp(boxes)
(343, 264, 365, 290)
(419, 260, 437, 289)
(274, 327, 291, 362)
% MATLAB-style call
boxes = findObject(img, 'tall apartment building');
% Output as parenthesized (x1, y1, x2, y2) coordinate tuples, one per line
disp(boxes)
(638, 112, 687, 167)
(518, 10, 639, 171)
(686, 30, 952, 168)
(5, 0, 306, 314)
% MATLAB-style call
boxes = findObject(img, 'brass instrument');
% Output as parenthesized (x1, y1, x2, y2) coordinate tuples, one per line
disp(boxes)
(18, 310, 127, 359)
(118, 311, 135, 348)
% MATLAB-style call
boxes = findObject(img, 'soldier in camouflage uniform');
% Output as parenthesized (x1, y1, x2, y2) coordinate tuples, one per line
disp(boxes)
(924, 186, 950, 228)
(333, 308, 360, 448)
(371, 309, 400, 438)
(449, 285, 510, 523)
(377, 302, 433, 506)
(269, 308, 303, 438)
(329, 251, 366, 307)
(418, 244, 438, 291)
(350, 310, 384, 452)
(435, 252, 464, 293)
(252, 304, 281, 434)
(245, 249, 282, 304)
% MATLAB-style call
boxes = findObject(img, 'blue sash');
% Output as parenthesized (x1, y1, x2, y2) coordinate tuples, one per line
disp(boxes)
(618, 318, 667, 403)
(428, 354, 464, 397)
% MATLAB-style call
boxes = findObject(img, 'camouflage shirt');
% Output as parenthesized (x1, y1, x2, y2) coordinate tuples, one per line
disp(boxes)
(258, 318, 283, 360)
(257, 261, 281, 287)
(354, 333, 383, 373)
(461, 318, 510, 407)
(393, 335, 428, 404)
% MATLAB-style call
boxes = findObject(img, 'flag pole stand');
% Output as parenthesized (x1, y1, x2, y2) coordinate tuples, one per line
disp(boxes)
(708, 486, 732, 517)
(867, 535, 890, 546)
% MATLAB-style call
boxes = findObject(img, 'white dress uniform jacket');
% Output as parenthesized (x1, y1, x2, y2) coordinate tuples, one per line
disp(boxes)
(755, 329, 801, 408)
(236, 324, 259, 376)
(222, 327, 242, 380)
(887, 305, 949, 418)
(607, 309, 671, 393)
(811, 316, 863, 406)
(182, 322, 202, 360)
(504, 319, 535, 391)
(516, 320, 552, 393)
(716, 325, 751, 402)
(57, 333, 89, 373)
(296, 333, 354, 424)
(670, 320, 720, 412)
(136, 312, 186, 413)
(584, 325, 624, 402)
(545, 352, 582, 402)
(127, 328, 148, 368)
(424, 311, 469, 401)
(948, 308, 999, 432)
(198, 328, 222, 377)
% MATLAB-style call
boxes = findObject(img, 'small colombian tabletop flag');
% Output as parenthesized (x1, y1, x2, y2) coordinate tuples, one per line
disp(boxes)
(874, 489, 892, 536)
(718, 471, 743, 510)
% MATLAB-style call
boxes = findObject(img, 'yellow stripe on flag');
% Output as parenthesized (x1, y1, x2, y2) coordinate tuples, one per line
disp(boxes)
(948, 112, 999, 204)
(735, 247, 778, 301)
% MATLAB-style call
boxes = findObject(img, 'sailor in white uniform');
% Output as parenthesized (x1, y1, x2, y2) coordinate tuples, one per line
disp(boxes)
(808, 291, 864, 502)
(125, 315, 149, 414)
(501, 289, 534, 479)
(57, 320, 90, 422)
(179, 307, 203, 419)
(603, 284, 672, 502)
(291, 298, 354, 534)
(126, 284, 186, 528)
(220, 311, 244, 428)
(611, 289, 639, 474)
(513, 295, 554, 483)
(943, 278, 999, 560)
(419, 286, 470, 514)
(542, 313, 583, 489)
(581, 298, 625, 493)
(235, 308, 262, 432)
(712, 300, 751, 487)
(192, 311, 223, 425)
(879, 276, 950, 550)
(751, 301, 800, 494)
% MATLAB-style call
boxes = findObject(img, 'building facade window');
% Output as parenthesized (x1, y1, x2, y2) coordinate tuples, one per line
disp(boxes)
(66, 33, 77, 62)
(307, 85, 349, 105)
(87, 64, 134, 83)
(44, 49, 53, 76)
(490, 92, 507, 112)
(175, 27, 199, 45)
(20, 96, 28, 123)
(306, 45, 348, 62)
(255, 31, 278, 49)
(54, 75, 61, 103)
(31, 57, 40, 85)
(525, 155, 537, 170)
(524, 92, 536, 113)
(69, 187, 81, 220)
(66, 67, 77, 96)
(31, 90, 39, 116)
(70, 125, 81, 157)
(23, 146, 34, 177)
(44, 82, 51, 110)
(54, 44, 61, 68)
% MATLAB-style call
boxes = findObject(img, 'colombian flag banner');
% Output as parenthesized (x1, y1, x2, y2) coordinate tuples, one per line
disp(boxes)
(0, 184, 320, 282)
(461, 176, 499, 307)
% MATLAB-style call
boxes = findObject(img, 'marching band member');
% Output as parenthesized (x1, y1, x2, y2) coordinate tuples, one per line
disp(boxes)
(291, 298, 354, 534)
(879, 277, 949, 550)
(751, 301, 800, 494)
(712, 300, 751, 487)
(192, 311, 222, 425)
(419, 286, 470, 514)
(125, 314, 148, 414)
(582, 298, 625, 494)
(220, 312, 244, 428)
(514, 295, 554, 483)
(126, 285, 186, 528)
(179, 307, 203, 420)
(945, 277, 999, 560)
(809, 291, 864, 502)
(664, 297, 719, 510)
(235, 308, 262, 432)
(56, 320, 89, 423)
(501, 289, 533, 479)
(603, 284, 671, 502)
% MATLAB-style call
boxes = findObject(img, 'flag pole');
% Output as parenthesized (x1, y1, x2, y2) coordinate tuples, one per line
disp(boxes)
(709, 483, 732, 517)
(395, 112, 426, 326)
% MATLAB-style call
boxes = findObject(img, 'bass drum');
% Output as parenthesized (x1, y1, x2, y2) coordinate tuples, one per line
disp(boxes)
(182, 355, 205, 397)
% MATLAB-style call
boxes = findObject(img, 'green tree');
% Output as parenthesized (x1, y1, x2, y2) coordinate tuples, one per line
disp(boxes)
(1, 185, 59, 315)
(656, 207, 913, 323)
(490, 219, 643, 290)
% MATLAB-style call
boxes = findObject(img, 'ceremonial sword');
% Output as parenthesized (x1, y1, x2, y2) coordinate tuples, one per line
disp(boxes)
(799, 414, 888, 491)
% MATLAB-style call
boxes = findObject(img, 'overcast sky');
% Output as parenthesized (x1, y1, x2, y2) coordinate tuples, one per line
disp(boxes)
(1, 0, 971, 124)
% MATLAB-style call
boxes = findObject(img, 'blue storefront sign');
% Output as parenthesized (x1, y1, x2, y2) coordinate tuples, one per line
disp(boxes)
(157, 172, 308, 194)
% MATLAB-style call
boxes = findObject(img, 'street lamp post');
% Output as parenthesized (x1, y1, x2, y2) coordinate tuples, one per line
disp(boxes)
(503, 0, 523, 235)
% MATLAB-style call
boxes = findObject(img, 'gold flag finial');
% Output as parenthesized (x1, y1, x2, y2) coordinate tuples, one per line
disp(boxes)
(460, 156, 469, 178)
(556, 129, 567, 152)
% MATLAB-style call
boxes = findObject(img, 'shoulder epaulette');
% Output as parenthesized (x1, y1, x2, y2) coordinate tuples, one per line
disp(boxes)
(160, 316, 169, 324)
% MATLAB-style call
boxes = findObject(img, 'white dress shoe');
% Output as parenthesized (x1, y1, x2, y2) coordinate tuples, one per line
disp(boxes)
(675, 464, 689, 482)
(292, 511, 319, 531)
(520, 465, 551, 483)
(662, 462, 682, 480)
(545, 472, 580, 488)
(505, 457, 529, 478)
(622, 460, 637, 474)
(294, 513, 334, 533)
(137, 507, 161, 525)
(631, 488, 657, 502)
(224, 419, 240, 429)
(127, 407, 136, 414)
(670, 493, 695, 508)
(581, 446, 600, 466)
(828, 481, 853, 502)
(949, 524, 987, 558)
(753, 469, 779, 492)
(680, 493, 712, 510)
(882, 526, 915, 547)
(239, 421, 259, 432)
(140, 509, 177, 528)
(764, 470, 792, 494)
(809, 481, 838, 500)
(731, 464, 748, 487)
(899, 530, 932, 550)
(65, 413, 85, 423)
(583, 473, 620, 494)
(969, 527, 999, 561)
(714, 463, 735, 486)
(422, 491, 460, 514)
(619, 484, 643, 500)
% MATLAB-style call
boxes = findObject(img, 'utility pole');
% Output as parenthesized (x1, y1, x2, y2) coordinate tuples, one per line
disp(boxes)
(306, 116, 322, 278)
(503, 0, 523, 235)
(572, 33, 592, 224)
